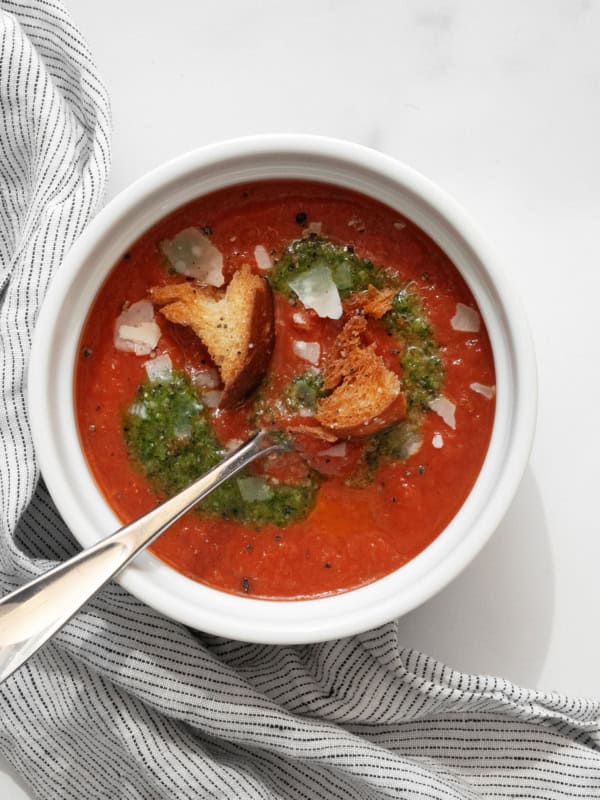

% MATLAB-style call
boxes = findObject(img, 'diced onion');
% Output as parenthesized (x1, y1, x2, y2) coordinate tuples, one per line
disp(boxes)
(432, 432, 444, 449)
(237, 476, 272, 502)
(451, 303, 481, 333)
(288, 265, 342, 319)
(160, 227, 224, 287)
(203, 390, 223, 408)
(470, 382, 496, 399)
(319, 442, 347, 458)
(429, 396, 456, 430)
(293, 340, 320, 365)
(144, 353, 173, 382)
(114, 298, 162, 356)
(254, 245, 272, 271)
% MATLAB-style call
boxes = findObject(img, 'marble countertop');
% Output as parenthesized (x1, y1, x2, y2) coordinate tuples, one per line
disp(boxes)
(3, 0, 599, 795)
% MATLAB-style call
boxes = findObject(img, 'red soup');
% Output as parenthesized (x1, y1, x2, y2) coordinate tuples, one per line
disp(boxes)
(75, 180, 495, 599)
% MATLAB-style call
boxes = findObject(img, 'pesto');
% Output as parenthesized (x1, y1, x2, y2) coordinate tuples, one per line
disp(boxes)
(360, 420, 421, 483)
(349, 286, 444, 480)
(124, 372, 317, 526)
(285, 371, 325, 412)
(269, 238, 445, 479)
(269, 236, 386, 299)
(383, 286, 444, 410)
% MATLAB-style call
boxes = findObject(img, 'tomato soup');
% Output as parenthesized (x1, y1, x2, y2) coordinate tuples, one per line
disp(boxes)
(75, 180, 495, 599)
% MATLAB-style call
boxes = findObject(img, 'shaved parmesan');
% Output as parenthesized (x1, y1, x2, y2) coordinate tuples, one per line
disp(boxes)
(237, 476, 272, 502)
(160, 227, 224, 287)
(319, 442, 347, 458)
(303, 221, 322, 236)
(129, 402, 147, 419)
(432, 432, 444, 449)
(115, 300, 161, 355)
(292, 311, 310, 328)
(405, 437, 422, 457)
(203, 390, 223, 408)
(225, 438, 244, 452)
(118, 299, 154, 325)
(293, 340, 320, 365)
(118, 322, 161, 354)
(470, 382, 496, 399)
(254, 245, 272, 271)
(144, 353, 172, 382)
(192, 368, 220, 389)
(451, 303, 480, 333)
(348, 216, 365, 230)
(174, 420, 192, 440)
(429, 396, 456, 429)
(288, 265, 342, 320)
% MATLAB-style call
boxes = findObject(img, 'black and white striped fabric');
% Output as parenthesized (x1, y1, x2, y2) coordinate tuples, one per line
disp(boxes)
(1, 2, 599, 798)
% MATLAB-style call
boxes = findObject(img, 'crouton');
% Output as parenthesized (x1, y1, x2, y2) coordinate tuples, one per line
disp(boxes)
(343, 285, 396, 319)
(315, 317, 406, 437)
(286, 423, 339, 443)
(321, 315, 368, 392)
(149, 265, 274, 408)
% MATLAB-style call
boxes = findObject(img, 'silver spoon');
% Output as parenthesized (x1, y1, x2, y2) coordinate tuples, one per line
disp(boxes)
(0, 430, 282, 684)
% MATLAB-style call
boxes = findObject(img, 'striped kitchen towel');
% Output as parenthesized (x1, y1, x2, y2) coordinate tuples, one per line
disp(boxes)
(0, 2, 599, 798)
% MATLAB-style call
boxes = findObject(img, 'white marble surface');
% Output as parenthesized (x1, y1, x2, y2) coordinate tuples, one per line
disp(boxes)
(2, 0, 600, 796)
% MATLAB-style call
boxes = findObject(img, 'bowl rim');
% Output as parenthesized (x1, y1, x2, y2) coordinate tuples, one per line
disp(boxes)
(28, 133, 537, 643)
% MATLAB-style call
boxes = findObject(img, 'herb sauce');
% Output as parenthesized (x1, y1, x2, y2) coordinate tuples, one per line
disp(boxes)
(124, 372, 317, 526)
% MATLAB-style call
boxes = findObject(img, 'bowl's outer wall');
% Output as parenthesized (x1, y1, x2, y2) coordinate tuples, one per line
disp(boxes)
(28, 135, 537, 643)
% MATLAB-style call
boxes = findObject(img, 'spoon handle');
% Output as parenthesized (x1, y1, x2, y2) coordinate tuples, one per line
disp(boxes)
(0, 430, 279, 684)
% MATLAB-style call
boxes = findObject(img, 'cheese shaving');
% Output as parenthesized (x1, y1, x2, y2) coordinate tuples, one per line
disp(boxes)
(254, 245, 272, 271)
(203, 390, 223, 408)
(144, 353, 173, 382)
(470, 382, 496, 399)
(292, 311, 310, 328)
(303, 221, 322, 236)
(237, 476, 272, 502)
(432, 432, 444, 449)
(347, 216, 365, 230)
(318, 442, 347, 458)
(293, 340, 320, 365)
(288, 265, 342, 320)
(160, 227, 224, 287)
(114, 300, 161, 355)
(192, 368, 220, 389)
(405, 437, 422, 457)
(429, 396, 456, 429)
(451, 302, 481, 333)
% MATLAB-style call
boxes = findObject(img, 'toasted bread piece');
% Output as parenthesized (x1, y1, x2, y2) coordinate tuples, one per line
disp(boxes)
(343, 285, 396, 319)
(149, 265, 274, 408)
(315, 317, 406, 437)
(286, 423, 339, 443)
(321, 314, 368, 391)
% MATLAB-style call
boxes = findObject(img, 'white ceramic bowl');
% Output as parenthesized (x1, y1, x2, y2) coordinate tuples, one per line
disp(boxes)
(28, 134, 536, 643)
